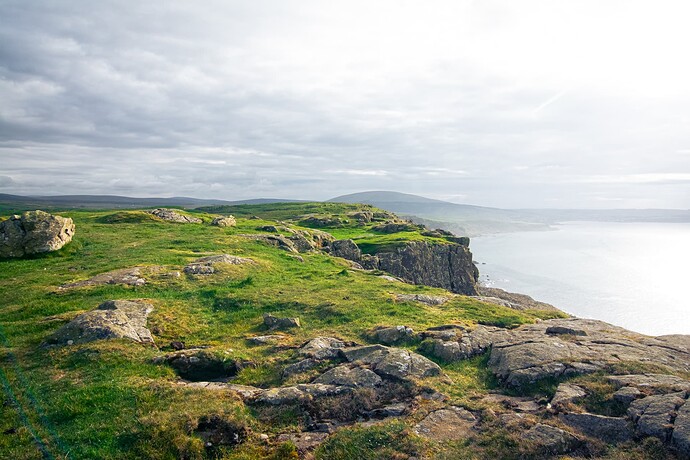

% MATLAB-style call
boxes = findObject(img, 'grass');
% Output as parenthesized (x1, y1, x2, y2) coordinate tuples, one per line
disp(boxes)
(0, 204, 558, 459)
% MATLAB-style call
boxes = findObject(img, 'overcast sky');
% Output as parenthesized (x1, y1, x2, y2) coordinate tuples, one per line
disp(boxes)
(1, 1, 689, 208)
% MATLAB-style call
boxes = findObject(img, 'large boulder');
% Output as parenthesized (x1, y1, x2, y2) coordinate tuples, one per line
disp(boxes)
(628, 393, 686, 440)
(298, 337, 347, 360)
(211, 216, 236, 227)
(341, 344, 441, 381)
(558, 413, 634, 443)
(45, 299, 154, 345)
(312, 365, 382, 388)
(147, 208, 202, 223)
(263, 313, 301, 331)
(0, 210, 75, 258)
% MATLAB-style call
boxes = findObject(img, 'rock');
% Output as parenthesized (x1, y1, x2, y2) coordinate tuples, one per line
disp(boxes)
(672, 402, 690, 457)
(470, 296, 514, 309)
(369, 326, 415, 345)
(376, 241, 479, 295)
(312, 365, 382, 388)
(613, 386, 643, 405)
(607, 374, 690, 394)
(546, 326, 588, 336)
(363, 402, 408, 418)
(481, 394, 542, 413)
(394, 294, 449, 306)
(276, 432, 329, 455)
(147, 208, 202, 223)
(263, 314, 301, 331)
(45, 299, 154, 345)
(420, 325, 511, 363)
(282, 359, 319, 378)
(170, 341, 185, 350)
(299, 215, 345, 228)
(551, 383, 587, 409)
(0, 210, 75, 258)
(348, 211, 373, 223)
(254, 384, 352, 405)
(413, 406, 476, 441)
(378, 275, 402, 283)
(329, 239, 361, 261)
(249, 234, 297, 253)
(523, 424, 581, 455)
(58, 267, 146, 289)
(628, 393, 686, 440)
(183, 254, 254, 275)
(248, 335, 286, 345)
(476, 287, 560, 311)
(298, 337, 347, 360)
(211, 216, 236, 227)
(341, 345, 441, 381)
(558, 413, 634, 443)
(372, 221, 420, 233)
(287, 232, 315, 253)
(158, 349, 239, 381)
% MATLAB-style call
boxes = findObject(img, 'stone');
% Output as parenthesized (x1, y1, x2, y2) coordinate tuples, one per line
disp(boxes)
(362, 402, 408, 418)
(282, 359, 319, 378)
(247, 335, 286, 345)
(328, 239, 361, 261)
(45, 299, 154, 345)
(183, 254, 254, 275)
(58, 267, 146, 289)
(348, 211, 373, 223)
(481, 394, 542, 413)
(523, 424, 581, 455)
(370, 326, 414, 345)
(263, 314, 301, 331)
(476, 287, 560, 311)
(672, 401, 690, 457)
(158, 349, 239, 381)
(298, 337, 347, 360)
(413, 406, 476, 441)
(147, 208, 202, 223)
(312, 366, 382, 388)
(607, 374, 690, 394)
(613, 386, 643, 405)
(342, 345, 441, 381)
(628, 393, 686, 440)
(253, 384, 352, 405)
(287, 233, 315, 253)
(299, 215, 345, 228)
(249, 234, 297, 253)
(394, 294, 449, 306)
(211, 216, 236, 227)
(546, 326, 588, 336)
(550, 383, 587, 409)
(420, 325, 511, 363)
(0, 210, 75, 258)
(559, 413, 634, 443)
(371, 221, 419, 233)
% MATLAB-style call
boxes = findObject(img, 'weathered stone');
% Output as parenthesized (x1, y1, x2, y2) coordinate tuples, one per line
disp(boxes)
(372, 221, 419, 233)
(551, 383, 587, 409)
(299, 215, 345, 228)
(359, 254, 380, 270)
(0, 210, 75, 258)
(413, 406, 476, 441)
(250, 234, 297, 253)
(45, 299, 154, 345)
(613, 386, 643, 405)
(282, 359, 319, 378)
(276, 432, 329, 455)
(628, 393, 686, 440)
(470, 296, 514, 309)
(248, 335, 286, 345)
(147, 208, 202, 223)
(312, 365, 382, 388)
(481, 394, 542, 413)
(342, 345, 441, 381)
(363, 402, 408, 418)
(370, 326, 414, 345)
(546, 326, 588, 336)
(348, 211, 373, 223)
(263, 314, 301, 331)
(420, 325, 510, 363)
(607, 374, 690, 394)
(183, 254, 254, 275)
(329, 239, 361, 261)
(59, 267, 146, 289)
(158, 349, 238, 381)
(559, 413, 633, 443)
(523, 424, 581, 455)
(299, 337, 346, 360)
(254, 384, 352, 405)
(394, 294, 449, 306)
(672, 401, 690, 457)
(211, 216, 236, 227)
(287, 233, 315, 253)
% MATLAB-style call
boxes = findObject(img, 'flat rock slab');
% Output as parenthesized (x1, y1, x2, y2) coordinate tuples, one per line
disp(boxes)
(147, 208, 201, 223)
(45, 299, 154, 345)
(183, 254, 254, 275)
(551, 383, 587, 409)
(254, 384, 352, 405)
(247, 334, 286, 345)
(312, 365, 382, 388)
(59, 267, 147, 289)
(628, 392, 687, 440)
(341, 344, 441, 381)
(559, 413, 634, 443)
(1, 210, 75, 258)
(523, 424, 581, 455)
(369, 326, 414, 345)
(476, 287, 560, 311)
(395, 293, 449, 306)
(672, 401, 690, 457)
(414, 406, 476, 441)
(482, 394, 542, 413)
(608, 374, 690, 394)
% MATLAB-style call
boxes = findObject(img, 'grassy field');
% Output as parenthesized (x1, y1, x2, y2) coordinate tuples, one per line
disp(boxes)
(0, 203, 564, 459)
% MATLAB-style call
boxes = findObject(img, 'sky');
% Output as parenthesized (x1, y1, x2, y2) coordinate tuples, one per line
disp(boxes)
(1, 0, 689, 209)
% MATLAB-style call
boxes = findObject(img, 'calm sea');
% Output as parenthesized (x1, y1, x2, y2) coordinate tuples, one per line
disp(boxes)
(471, 222, 690, 336)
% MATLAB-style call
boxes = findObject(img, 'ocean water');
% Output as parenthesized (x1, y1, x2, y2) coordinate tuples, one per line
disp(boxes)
(471, 222, 690, 336)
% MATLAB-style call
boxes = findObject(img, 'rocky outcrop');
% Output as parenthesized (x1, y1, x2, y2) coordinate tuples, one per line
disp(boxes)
(341, 344, 441, 381)
(312, 365, 382, 388)
(328, 239, 361, 261)
(183, 254, 254, 275)
(413, 406, 476, 441)
(263, 313, 301, 331)
(523, 424, 581, 455)
(58, 267, 147, 289)
(369, 326, 415, 345)
(45, 299, 154, 345)
(298, 337, 347, 360)
(550, 383, 587, 409)
(147, 208, 202, 223)
(1, 210, 75, 258)
(211, 216, 236, 227)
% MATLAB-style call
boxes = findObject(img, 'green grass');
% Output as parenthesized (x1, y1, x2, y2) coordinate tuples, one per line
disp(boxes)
(0, 206, 554, 459)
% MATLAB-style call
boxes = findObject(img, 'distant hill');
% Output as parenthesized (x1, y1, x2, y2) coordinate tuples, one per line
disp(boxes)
(0, 194, 300, 213)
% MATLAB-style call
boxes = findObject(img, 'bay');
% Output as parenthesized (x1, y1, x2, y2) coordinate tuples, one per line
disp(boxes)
(471, 222, 690, 336)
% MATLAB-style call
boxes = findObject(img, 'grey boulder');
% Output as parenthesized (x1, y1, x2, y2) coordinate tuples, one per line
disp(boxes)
(1, 210, 75, 258)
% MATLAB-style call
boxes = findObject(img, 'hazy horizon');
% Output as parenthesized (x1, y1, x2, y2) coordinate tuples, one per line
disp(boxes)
(2, 1, 689, 209)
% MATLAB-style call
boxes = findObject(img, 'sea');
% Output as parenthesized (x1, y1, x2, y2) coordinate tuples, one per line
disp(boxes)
(470, 222, 690, 336)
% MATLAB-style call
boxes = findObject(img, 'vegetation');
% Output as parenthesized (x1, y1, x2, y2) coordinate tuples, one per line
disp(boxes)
(0, 203, 565, 459)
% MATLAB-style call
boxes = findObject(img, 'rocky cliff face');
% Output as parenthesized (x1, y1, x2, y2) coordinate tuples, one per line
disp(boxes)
(329, 239, 479, 295)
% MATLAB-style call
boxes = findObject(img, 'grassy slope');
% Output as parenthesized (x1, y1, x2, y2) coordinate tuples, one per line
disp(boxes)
(0, 204, 563, 459)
